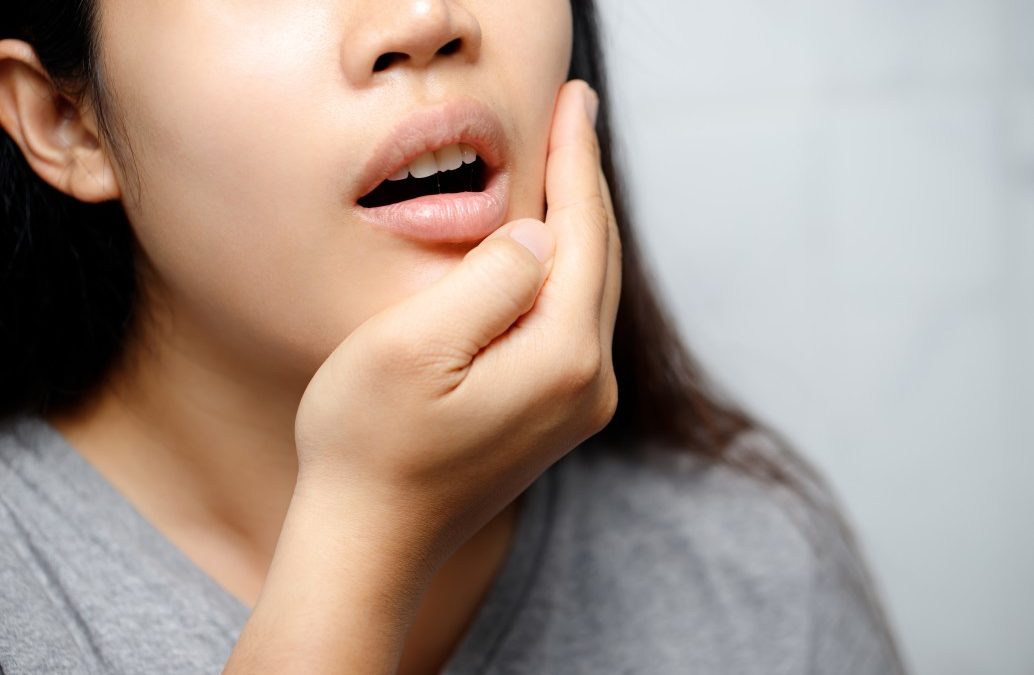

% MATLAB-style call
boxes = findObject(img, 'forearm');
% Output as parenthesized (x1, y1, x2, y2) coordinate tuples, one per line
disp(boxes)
(223, 485, 436, 674)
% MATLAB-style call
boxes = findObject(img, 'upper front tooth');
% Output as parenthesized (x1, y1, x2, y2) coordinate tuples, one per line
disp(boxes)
(409, 152, 438, 179)
(391, 143, 478, 182)
(435, 144, 463, 172)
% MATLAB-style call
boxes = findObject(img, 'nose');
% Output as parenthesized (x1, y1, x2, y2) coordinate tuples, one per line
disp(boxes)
(341, 0, 482, 87)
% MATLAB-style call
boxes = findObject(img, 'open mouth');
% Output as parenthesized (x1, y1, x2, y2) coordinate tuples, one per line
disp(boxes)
(357, 142, 490, 209)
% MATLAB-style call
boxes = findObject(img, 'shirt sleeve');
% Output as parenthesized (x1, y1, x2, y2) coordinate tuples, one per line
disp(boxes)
(0, 502, 99, 675)
(730, 429, 911, 675)
(804, 518, 909, 675)
(786, 459, 909, 674)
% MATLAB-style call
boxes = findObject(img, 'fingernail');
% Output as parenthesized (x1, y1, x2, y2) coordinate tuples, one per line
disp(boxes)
(583, 85, 599, 127)
(509, 220, 555, 265)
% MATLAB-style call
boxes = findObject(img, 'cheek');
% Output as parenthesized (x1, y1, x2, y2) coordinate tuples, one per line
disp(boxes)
(99, 5, 398, 371)
(481, 0, 573, 221)
(94, 0, 575, 378)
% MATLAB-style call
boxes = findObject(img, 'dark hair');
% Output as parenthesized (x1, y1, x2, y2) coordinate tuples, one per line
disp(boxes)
(1, 2, 138, 417)
(2, 1, 903, 665)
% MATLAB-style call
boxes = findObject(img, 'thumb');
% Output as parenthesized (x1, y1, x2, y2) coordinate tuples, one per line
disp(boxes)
(394, 218, 555, 363)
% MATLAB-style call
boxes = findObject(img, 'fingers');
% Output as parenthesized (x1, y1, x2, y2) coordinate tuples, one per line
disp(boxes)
(388, 80, 620, 401)
(377, 218, 555, 388)
(597, 163, 622, 363)
(544, 79, 621, 358)
(539, 80, 610, 338)
(544, 80, 603, 212)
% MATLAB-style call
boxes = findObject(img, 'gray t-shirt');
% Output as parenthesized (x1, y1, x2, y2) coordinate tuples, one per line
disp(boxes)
(0, 414, 906, 674)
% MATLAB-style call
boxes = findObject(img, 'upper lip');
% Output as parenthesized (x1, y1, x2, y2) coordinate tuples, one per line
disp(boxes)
(353, 97, 509, 205)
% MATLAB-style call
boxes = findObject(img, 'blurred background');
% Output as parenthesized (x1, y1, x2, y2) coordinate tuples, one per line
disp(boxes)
(594, 1, 1033, 673)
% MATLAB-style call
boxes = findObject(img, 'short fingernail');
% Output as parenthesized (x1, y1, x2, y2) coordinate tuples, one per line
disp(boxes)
(583, 85, 599, 127)
(509, 220, 555, 265)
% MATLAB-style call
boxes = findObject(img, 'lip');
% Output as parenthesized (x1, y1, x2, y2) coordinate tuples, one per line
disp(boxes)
(352, 98, 512, 244)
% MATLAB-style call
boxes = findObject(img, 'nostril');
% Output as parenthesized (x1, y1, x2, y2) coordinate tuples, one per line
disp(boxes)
(373, 52, 408, 73)
(371, 39, 463, 75)
(436, 38, 462, 56)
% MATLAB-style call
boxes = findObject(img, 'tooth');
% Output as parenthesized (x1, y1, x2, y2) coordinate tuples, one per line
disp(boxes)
(435, 144, 463, 172)
(387, 166, 410, 181)
(459, 144, 477, 165)
(408, 152, 438, 179)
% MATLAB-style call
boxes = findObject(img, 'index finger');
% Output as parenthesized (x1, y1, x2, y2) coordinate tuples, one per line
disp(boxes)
(540, 79, 609, 334)
(545, 80, 603, 213)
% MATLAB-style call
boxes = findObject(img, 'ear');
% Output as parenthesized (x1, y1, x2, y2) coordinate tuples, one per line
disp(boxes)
(0, 38, 121, 203)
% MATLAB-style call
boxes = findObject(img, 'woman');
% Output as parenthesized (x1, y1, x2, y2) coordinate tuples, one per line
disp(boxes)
(0, 1, 907, 673)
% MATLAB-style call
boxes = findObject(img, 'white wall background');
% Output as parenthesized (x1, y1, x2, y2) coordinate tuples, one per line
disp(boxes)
(593, 2, 1034, 674)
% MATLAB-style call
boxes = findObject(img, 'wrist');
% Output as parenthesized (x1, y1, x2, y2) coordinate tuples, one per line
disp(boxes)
(226, 481, 438, 673)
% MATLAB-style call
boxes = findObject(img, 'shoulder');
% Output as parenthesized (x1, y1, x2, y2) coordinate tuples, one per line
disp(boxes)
(555, 430, 821, 575)
(0, 416, 104, 673)
(544, 430, 907, 674)
(0, 492, 100, 674)
(0, 414, 34, 468)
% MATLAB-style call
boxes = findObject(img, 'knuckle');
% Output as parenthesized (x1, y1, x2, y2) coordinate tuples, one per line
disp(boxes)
(552, 193, 608, 226)
(563, 340, 603, 393)
(562, 195, 609, 242)
(577, 351, 617, 434)
(368, 326, 474, 397)
(582, 396, 615, 437)
(594, 369, 619, 430)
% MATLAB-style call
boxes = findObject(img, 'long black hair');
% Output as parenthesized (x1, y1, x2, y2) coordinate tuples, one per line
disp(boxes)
(1, 2, 137, 418)
(2, 1, 903, 665)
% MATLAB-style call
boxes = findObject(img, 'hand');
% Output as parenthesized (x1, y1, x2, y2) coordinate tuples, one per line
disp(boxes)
(292, 79, 622, 576)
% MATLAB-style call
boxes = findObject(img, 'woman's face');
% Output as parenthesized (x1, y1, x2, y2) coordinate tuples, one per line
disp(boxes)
(95, 0, 573, 380)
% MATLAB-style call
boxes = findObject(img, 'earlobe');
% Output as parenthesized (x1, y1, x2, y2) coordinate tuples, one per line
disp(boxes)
(0, 38, 121, 204)
(58, 106, 123, 204)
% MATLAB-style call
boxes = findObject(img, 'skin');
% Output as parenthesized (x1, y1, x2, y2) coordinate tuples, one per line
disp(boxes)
(0, 1, 620, 672)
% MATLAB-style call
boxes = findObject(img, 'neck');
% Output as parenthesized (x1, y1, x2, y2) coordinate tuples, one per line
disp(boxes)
(48, 300, 312, 594)
(45, 283, 524, 644)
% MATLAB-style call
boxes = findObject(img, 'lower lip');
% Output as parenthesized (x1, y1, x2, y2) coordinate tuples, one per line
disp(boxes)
(355, 171, 510, 244)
